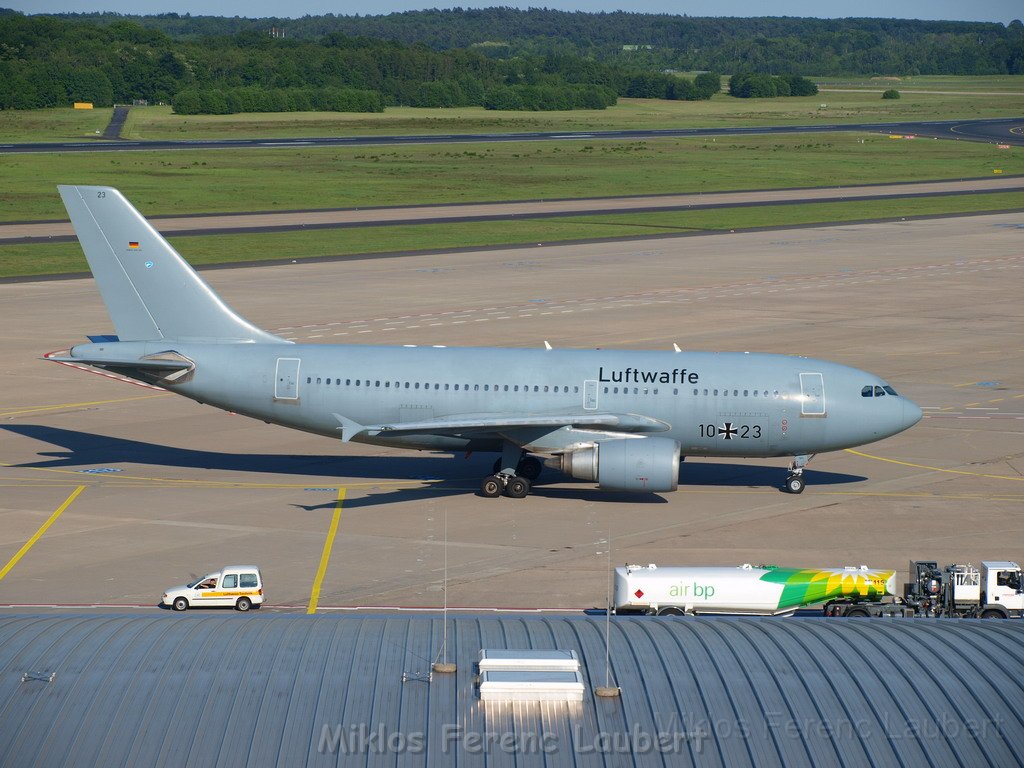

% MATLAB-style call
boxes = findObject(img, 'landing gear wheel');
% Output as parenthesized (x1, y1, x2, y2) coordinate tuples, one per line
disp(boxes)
(505, 477, 531, 498)
(480, 475, 504, 498)
(517, 456, 543, 482)
(785, 474, 806, 494)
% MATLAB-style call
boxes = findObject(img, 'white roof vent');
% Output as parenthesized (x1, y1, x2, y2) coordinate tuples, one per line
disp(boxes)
(478, 649, 584, 702)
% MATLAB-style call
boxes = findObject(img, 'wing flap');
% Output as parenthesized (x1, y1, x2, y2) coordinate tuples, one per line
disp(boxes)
(359, 411, 669, 436)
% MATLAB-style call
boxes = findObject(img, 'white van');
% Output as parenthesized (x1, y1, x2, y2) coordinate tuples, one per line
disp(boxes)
(162, 566, 264, 612)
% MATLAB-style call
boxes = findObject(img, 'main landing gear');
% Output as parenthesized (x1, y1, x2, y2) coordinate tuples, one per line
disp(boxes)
(784, 454, 814, 494)
(480, 445, 542, 498)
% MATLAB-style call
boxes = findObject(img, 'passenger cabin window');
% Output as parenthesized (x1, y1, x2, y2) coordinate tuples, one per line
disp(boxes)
(222, 574, 238, 589)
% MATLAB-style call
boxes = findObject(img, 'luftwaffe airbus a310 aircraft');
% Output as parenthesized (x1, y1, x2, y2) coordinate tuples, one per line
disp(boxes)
(51, 186, 922, 497)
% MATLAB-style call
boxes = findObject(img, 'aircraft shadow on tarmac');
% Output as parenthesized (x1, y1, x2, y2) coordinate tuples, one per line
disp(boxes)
(4, 424, 866, 505)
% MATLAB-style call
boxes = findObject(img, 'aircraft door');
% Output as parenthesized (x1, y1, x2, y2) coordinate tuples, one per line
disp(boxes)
(274, 357, 301, 400)
(583, 380, 598, 410)
(799, 372, 826, 416)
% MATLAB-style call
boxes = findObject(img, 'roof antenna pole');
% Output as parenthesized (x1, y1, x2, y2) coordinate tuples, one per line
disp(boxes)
(596, 511, 620, 698)
(433, 503, 456, 674)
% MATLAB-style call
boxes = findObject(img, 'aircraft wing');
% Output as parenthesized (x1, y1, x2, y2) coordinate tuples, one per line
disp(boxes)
(334, 411, 669, 442)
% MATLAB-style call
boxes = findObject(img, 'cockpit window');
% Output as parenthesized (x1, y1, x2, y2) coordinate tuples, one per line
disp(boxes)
(874, 386, 886, 397)
(883, 385, 898, 396)
(861, 386, 873, 397)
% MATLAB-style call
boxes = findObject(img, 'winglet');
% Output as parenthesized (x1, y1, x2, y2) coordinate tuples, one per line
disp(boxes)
(332, 413, 367, 442)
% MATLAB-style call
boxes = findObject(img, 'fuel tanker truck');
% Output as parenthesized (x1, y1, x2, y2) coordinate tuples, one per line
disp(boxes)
(614, 563, 896, 616)
(614, 560, 1024, 618)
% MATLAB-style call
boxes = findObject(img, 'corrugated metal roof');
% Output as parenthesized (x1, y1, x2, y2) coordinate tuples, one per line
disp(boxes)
(1, 615, 1022, 767)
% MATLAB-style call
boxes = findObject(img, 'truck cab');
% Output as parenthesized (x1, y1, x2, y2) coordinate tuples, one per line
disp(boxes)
(162, 566, 264, 612)
(980, 561, 1024, 618)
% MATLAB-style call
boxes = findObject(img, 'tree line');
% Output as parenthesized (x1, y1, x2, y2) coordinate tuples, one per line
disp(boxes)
(41, 8, 1024, 76)
(0, 12, 725, 112)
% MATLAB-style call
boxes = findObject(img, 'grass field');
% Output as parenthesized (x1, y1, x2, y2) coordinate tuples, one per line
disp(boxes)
(3, 134, 1021, 222)
(3, 76, 1020, 144)
(816, 75, 1024, 93)
(0, 107, 114, 143)
(118, 87, 1024, 141)
(3, 191, 1020, 279)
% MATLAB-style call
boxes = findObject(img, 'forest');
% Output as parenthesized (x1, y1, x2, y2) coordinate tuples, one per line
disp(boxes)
(0, 12, 719, 112)
(36, 8, 1024, 76)
(1, 8, 1021, 113)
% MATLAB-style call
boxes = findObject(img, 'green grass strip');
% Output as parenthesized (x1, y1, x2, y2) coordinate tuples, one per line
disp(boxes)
(2, 133, 1022, 222)
(3, 191, 1020, 279)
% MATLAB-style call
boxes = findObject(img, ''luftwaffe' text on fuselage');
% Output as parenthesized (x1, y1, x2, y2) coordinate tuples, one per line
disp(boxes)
(598, 367, 699, 384)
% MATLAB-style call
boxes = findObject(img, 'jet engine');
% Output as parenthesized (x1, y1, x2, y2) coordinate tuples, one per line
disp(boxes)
(546, 437, 681, 492)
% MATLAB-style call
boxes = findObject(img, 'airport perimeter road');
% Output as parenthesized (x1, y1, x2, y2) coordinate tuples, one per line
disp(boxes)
(3, 176, 1022, 244)
(2, 212, 1023, 612)
(1, 116, 1022, 154)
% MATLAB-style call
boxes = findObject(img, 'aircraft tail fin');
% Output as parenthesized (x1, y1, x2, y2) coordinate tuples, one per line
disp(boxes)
(58, 185, 284, 343)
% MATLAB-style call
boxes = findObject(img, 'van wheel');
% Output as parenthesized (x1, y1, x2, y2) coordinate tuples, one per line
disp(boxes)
(172, 597, 189, 612)
(981, 609, 1005, 619)
(236, 597, 252, 612)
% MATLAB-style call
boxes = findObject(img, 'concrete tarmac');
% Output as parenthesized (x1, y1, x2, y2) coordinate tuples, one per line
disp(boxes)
(1, 213, 1022, 613)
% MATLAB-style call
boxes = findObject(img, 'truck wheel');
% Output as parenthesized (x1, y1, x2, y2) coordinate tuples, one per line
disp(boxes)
(657, 607, 685, 616)
(172, 597, 189, 612)
(844, 607, 870, 618)
(236, 597, 252, 612)
(981, 609, 1005, 619)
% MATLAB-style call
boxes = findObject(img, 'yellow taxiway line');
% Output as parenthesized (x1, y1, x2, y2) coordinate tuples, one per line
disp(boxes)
(0, 485, 85, 582)
(845, 449, 1024, 482)
(0, 393, 168, 418)
(307, 487, 346, 615)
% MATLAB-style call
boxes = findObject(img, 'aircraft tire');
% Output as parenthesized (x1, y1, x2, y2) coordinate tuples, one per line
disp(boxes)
(505, 477, 531, 498)
(785, 474, 806, 494)
(480, 475, 504, 498)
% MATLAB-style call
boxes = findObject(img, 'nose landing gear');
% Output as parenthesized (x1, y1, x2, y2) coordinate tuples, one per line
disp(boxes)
(784, 454, 814, 494)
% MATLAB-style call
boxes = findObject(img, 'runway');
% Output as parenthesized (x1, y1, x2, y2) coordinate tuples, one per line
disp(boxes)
(4, 175, 1021, 245)
(1, 212, 1023, 612)
(2, 116, 1022, 154)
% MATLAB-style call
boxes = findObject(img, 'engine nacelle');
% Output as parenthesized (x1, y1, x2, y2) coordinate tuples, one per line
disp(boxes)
(547, 437, 681, 492)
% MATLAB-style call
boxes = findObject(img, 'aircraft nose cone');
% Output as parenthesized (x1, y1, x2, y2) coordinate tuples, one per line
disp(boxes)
(902, 399, 923, 430)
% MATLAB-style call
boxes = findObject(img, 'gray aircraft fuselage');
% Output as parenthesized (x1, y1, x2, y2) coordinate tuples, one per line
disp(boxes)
(70, 339, 920, 457)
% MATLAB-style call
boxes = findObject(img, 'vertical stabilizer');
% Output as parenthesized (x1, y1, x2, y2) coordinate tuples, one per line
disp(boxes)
(58, 185, 283, 343)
